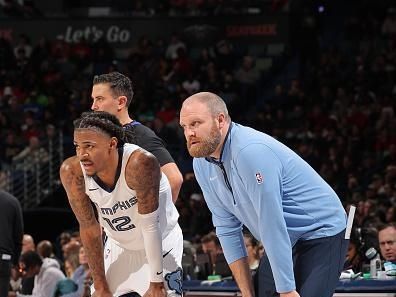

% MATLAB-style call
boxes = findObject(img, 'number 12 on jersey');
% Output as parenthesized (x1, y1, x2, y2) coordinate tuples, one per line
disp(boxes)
(103, 216, 135, 231)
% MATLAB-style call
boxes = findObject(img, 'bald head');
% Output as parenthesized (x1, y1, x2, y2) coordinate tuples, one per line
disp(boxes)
(378, 223, 396, 261)
(183, 92, 230, 122)
(22, 234, 35, 254)
(37, 240, 53, 258)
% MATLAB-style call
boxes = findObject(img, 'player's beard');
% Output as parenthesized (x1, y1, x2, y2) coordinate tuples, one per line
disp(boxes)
(187, 121, 221, 158)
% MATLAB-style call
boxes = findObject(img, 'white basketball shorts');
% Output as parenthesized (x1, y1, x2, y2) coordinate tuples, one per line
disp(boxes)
(99, 224, 183, 297)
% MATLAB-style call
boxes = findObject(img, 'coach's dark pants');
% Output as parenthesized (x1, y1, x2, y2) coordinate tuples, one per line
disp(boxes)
(257, 230, 348, 297)
(0, 258, 11, 297)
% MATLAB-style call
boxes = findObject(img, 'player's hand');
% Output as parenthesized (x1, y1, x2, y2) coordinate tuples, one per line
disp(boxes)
(280, 290, 300, 297)
(143, 282, 166, 297)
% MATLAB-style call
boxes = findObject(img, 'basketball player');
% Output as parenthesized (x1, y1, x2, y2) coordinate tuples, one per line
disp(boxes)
(91, 72, 183, 203)
(60, 111, 183, 297)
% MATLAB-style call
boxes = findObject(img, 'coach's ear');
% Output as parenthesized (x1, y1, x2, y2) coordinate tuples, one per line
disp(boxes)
(218, 113, 226, 129)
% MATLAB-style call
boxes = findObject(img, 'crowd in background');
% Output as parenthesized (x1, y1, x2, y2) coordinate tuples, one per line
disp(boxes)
(7, 233, 91, 297)
(0, 0, 396, 294)
(0, 0, 288, 18)
(8, 229, 264, 296)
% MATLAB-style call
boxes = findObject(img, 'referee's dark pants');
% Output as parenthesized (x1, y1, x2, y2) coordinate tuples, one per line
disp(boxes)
(257, 230, 349, 297)
(0, 256, 12, 297)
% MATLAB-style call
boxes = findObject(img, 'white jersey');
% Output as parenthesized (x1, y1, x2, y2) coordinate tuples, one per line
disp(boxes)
(81, 143, 179, 251)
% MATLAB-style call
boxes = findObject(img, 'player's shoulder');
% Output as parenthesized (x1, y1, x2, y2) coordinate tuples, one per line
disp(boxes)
(60, 156, 82, 176)
(125, 147, 160, 188)
(127, 147, 158, 169)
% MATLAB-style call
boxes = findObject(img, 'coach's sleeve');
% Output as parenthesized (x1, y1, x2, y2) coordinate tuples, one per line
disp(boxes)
(193, 160, 247, 264)
(235, 143, 295, 293)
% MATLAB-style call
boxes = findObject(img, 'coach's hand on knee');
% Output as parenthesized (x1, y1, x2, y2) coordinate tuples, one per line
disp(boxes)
(143, 282, 166, 297)
(280, 290, 300, 297)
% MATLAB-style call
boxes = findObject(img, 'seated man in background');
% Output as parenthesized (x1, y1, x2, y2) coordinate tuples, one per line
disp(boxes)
(36, 240, 62, 269)
(378, 223, 396, 263)
(21, 235, 35, 255)
(201, 232, 222, 269)
(198, 232, 232, 279)
(10, 251, 65, 297)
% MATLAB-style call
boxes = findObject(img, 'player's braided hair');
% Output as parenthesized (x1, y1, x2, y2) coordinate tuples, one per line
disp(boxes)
(73, 111, 136, 147)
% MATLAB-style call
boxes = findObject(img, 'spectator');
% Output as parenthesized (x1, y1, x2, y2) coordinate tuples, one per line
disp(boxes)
(381, 7, 396, 37)
(12, 136, 49, 170)
(21, 236, 35, 255)
(182, 73, 201, 95)
(62, 242, 80, 263)
(378, 223, 396, 262)
(234, 55, 261, 104)
(36, 241, 61, 269)
(344, 235, 364, 273)
(19, 235, 35, 296)
(8, 267, 22, 293)
(243, 232, 260, 274)
(187, 193, 213, 239)
(199, 231, 232, 278)
(1, 133, 22, 166)
(55, 246, 90, 297)
(385, 207, 396, 223)
(243, 231, 262, 297)
(201, 232, 222, 267)
(11, 251, 65, 297)
(165, 33, 186, 60)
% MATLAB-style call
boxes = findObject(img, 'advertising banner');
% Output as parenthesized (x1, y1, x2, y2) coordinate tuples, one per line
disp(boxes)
(0, 15, 288, 48)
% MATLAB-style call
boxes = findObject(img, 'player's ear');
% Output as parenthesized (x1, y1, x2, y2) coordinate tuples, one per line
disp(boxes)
(110, 137, 118, 149)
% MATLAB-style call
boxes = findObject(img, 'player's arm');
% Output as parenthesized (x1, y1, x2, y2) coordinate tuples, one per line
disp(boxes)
(60, 157, 111, 296)
(160, 162, 183, 203)
(125, 150, 166, 294)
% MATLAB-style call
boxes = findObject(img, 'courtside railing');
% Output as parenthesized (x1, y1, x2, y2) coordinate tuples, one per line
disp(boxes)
(0, 132, 64, 209)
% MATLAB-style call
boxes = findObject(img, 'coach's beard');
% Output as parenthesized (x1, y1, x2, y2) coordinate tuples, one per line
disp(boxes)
(187, 126, 221, 158)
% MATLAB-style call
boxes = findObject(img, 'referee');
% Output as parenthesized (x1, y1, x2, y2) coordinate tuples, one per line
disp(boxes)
(0, 190, 23, 297)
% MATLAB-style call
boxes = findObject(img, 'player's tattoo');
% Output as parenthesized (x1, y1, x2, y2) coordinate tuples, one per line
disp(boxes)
(60, 157, 96, 227)
(60, 157, 108, 290)
(125, 149, 161, 214)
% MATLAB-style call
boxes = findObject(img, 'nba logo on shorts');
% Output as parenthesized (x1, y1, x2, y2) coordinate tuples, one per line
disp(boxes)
(104, 248, 111, 259)
(255, 172, 263, 184)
